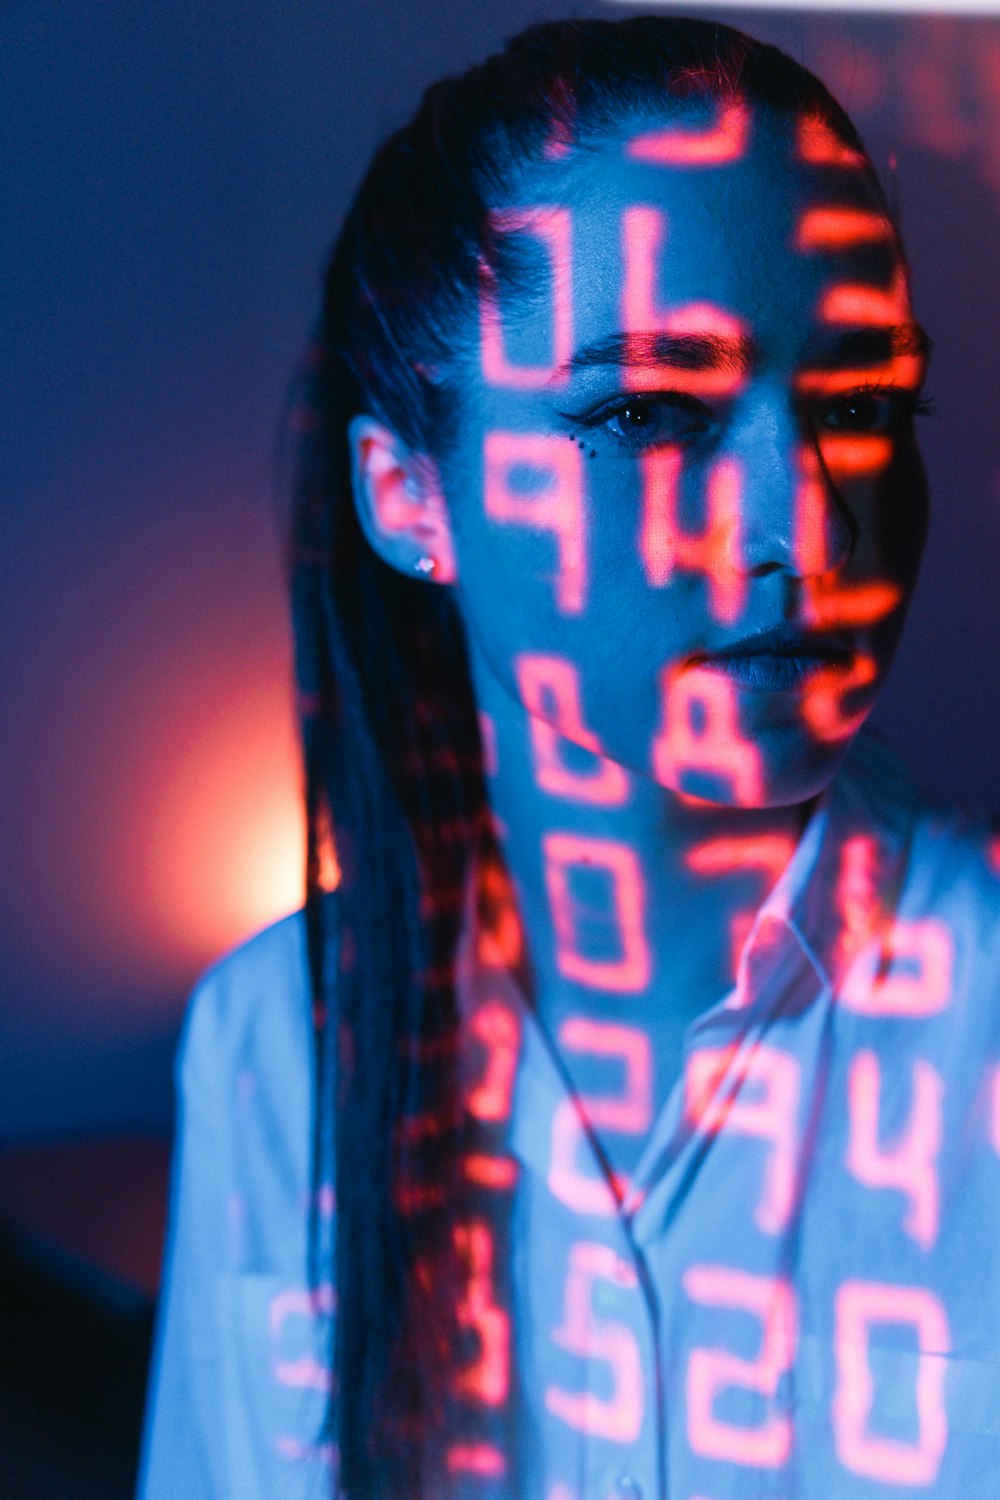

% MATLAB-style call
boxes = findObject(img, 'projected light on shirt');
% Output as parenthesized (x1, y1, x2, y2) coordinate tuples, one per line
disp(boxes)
(176, 86, 1000, 1500)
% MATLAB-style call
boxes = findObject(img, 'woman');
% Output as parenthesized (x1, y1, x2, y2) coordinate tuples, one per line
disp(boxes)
(138, 15, 1000, 1499)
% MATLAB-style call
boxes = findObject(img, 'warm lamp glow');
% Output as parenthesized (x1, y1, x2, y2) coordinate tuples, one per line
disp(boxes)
(143, 682, 306, 962)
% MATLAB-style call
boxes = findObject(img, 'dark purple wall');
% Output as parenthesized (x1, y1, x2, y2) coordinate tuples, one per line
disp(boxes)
(3, 1, 999, 1141)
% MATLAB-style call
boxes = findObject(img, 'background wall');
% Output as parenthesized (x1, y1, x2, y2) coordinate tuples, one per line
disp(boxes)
(3, 0, 999, 1143)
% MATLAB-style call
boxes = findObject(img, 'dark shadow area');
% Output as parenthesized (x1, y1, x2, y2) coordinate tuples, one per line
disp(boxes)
(0, 1230, 153, 1500)
(0, 1139, 170, 1499)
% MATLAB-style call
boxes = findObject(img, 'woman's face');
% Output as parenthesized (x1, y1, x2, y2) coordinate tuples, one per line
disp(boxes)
(441, 105, 931, 807)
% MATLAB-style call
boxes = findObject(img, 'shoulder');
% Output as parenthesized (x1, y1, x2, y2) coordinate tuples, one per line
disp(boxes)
(176, 894, 340, 1132)
(905, 798, 1000, 962)
(181, 909, 310, 1069)
(833, 733, 1000, 997)
(171, 896, 340, 1273)
(885, 741, 1000, 926)
(141, 902, 341, 1496)
(855, 735, 1000, 1005)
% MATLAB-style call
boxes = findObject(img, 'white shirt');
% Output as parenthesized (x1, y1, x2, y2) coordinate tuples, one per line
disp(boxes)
(138, 733, 1000, 1499)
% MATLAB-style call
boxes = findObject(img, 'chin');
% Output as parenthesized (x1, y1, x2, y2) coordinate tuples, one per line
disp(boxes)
(756, 728, 860, 809)
(659, 724, 860, 812)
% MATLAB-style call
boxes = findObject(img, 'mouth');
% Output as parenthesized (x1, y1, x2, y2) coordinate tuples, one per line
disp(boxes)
(689, 624, 858, 691)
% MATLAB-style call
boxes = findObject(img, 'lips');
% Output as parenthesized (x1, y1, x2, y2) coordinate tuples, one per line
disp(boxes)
(689, 624, 858, 691)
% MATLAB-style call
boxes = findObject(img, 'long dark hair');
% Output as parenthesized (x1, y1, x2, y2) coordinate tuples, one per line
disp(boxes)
(287, 16, 893, 1497)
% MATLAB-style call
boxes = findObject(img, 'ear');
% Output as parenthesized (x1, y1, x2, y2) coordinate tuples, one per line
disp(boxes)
(347, 414, 458, 584)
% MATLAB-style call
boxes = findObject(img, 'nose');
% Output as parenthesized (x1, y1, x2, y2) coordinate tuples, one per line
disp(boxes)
(728, 391, 854, 581)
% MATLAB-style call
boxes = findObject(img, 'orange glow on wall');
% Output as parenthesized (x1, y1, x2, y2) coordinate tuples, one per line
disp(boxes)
(454, 1220, 511, 1407)
(466, 998, 520, 1122)
(464, 1153, 518, 1190)
(141, 681, 305, 964)
(446, 1443, 506, 1477)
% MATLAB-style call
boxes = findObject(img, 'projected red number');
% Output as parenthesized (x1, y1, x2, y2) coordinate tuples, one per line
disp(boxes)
(832, 1281, 949, 1485)
(652, 664, 765, 806)
(840, 920, 954, 1018)
(542, 832, 651, 992)
(683, 1265, 796, 1467)
(846, 1051, 942, 1250)
(546, 1240, 644, 1442)
(685, 1045, 800, 1234)
(548, 1019, 651, 1214)
(516, 654, 630, 805)
(484, 432, 587, 614)
(269, 1285, 335, 1391)
(479, 206, 572, 389)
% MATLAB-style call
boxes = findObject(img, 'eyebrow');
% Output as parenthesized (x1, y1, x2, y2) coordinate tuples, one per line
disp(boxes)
(552, 321, 933, 380)
(555, 330, 754, 380)
(801, 322, 934, 369)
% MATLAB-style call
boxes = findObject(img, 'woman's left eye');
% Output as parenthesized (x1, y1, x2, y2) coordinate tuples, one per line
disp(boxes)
(818, 388, 922, 434)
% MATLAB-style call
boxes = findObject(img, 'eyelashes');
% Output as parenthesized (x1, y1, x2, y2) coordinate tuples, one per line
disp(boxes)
(586, 393, 712, 447)
(816, 384, 937, 435)
(562, 385, 936, 452)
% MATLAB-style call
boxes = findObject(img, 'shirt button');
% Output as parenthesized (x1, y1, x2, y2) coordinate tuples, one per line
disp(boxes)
(608, 1476, 643, 1500)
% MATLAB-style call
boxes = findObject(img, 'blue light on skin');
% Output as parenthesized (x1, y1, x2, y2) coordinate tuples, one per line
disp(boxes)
(349, 105, 932, 1159)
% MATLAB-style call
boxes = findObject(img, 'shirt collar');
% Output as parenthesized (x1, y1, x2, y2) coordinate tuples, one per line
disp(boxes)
(456, 729, 921, 1171)
(739, 728, 919, 1004)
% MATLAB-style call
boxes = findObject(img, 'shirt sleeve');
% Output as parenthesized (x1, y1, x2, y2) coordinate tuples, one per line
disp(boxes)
(136, 971, 232, 1500)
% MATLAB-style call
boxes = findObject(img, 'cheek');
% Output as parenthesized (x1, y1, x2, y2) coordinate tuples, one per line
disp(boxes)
(450, 476, 716, 783)
(816, 435, 928, 618)
(449, 424, 914, 810)
(449, 434, 663, 646)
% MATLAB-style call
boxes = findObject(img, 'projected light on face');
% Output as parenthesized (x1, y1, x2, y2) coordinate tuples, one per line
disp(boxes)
(448, 101, 929, 813)
(415, 95, 946, 1492)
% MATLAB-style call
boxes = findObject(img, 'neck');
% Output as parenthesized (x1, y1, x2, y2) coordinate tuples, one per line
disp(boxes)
(468, 647, 813, 1149)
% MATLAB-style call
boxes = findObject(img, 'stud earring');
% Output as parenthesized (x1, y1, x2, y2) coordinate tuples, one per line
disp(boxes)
(414, 555, 437, 577)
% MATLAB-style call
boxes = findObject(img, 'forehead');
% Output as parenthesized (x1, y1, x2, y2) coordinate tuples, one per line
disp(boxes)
(491, 107, 902, 355)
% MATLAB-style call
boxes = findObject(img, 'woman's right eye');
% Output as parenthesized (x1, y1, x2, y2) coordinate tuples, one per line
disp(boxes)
(593, 395, 714, 449)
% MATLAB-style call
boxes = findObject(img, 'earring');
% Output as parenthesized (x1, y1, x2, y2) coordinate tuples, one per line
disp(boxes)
(414, 555, 437, 577)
